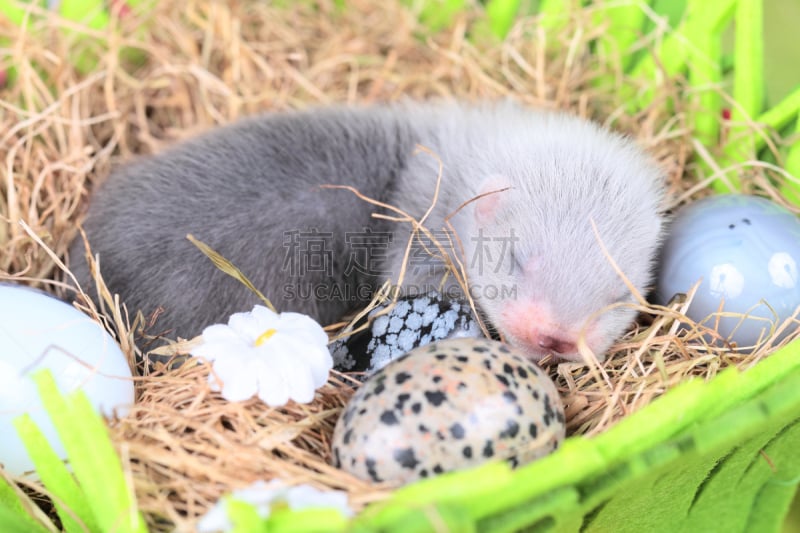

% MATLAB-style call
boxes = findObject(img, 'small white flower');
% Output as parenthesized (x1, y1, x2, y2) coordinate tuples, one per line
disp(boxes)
(196, 480, 353, 533)
(192, 305, 332, 406)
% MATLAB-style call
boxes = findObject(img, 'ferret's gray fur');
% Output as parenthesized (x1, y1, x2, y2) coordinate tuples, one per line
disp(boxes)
(69, 101, 665, 361)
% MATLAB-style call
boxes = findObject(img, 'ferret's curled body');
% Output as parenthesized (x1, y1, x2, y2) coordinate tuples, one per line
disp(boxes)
(69, 102, 666, 361)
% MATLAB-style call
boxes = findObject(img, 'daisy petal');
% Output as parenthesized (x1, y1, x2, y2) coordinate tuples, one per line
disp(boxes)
(278, 312, 328, 345)
(254, 357, 290, 407)
(280, 335, 332, 388)
(270, 345, 316, 404)
(227, 311, 265, 341)
(210, 355, 259, 402)
(193, 338, 250, 361)
(200, 323, 242, 343)
(250, 305, 281, 326)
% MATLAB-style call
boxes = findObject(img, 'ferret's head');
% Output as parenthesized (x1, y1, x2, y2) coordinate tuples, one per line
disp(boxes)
(456, 112, 666, 362)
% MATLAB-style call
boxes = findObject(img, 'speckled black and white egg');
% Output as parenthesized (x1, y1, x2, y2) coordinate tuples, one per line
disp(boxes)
(331, 337, 565, 485)
(330, 291, 482, 375)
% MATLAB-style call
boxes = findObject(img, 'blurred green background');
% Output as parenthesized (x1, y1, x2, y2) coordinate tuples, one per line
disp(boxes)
(747, 1, 799, 530)
(648, 0, 800, 105)
(762, 0, 800, 108)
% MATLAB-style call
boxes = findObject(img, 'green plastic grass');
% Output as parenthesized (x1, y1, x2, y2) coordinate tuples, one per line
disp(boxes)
(0, 371, 146, 533)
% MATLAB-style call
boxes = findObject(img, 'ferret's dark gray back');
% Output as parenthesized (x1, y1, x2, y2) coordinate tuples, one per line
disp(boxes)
(70, 106, 419, 338)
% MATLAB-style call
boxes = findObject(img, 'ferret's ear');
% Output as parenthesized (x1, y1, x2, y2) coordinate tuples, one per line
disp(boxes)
(474, 174, 512, 223)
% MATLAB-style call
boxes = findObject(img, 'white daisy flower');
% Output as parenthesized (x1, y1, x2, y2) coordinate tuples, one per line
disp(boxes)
(192, 305, 332, 406)
(196, 480, 352, 532)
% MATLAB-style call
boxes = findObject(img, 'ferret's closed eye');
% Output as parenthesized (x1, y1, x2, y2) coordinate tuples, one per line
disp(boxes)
(508, 247, 528, 274)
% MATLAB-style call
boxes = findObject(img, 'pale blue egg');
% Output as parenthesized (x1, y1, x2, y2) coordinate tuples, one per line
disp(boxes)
(656, 194, 800, 351)
(0, 284, 134, 477)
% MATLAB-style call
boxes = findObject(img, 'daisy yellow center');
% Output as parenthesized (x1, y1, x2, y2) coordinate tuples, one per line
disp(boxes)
(254, 328, 278, 346)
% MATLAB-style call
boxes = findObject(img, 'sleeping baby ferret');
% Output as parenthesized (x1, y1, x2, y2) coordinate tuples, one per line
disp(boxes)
(68, 101, 666, 362)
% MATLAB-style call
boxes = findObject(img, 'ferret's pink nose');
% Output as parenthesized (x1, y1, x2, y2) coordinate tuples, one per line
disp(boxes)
(501, 302, 579, 358)
(536, 335, 576, 355)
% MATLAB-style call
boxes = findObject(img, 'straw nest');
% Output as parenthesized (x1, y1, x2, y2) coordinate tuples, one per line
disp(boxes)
(2, 0, 798, 530)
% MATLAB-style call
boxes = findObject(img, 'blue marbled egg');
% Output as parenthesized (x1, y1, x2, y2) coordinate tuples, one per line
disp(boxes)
(656, 194, 800, 350)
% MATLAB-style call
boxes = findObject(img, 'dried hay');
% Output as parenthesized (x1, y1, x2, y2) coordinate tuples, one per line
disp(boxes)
(2, 0, 798, 530)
